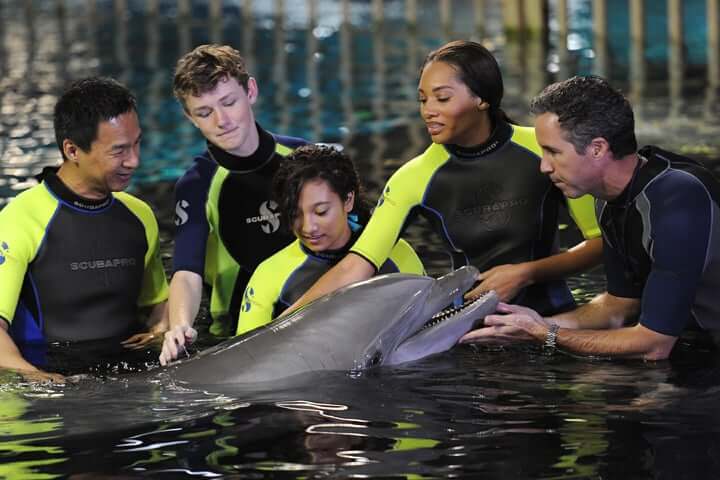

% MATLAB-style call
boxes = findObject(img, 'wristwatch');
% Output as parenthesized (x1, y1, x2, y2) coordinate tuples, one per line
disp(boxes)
(543, 323, 560, 355)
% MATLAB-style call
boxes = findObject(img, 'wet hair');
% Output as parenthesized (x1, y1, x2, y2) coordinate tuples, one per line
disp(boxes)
(421, 39, 513, 124)
(173, 44, 250, 110)
(530, 75, 637, 158)
(272, 145, 371, 231)
(53, 77, 137, 161)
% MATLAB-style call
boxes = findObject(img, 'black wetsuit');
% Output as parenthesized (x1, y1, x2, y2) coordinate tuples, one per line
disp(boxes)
(352, 121, 600, 315)
(0, 170, 168, 346)
(172, 124, 308, 335)
(599, 146, 720, 336)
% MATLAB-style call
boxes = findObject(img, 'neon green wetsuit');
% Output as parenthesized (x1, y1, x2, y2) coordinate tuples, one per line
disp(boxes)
(0, 170, 168, 349)
(236, 226, 424, 335)
(351, 121, 600, 315)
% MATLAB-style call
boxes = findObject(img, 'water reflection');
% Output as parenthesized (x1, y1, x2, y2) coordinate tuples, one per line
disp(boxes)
(1, 0, 718, 206)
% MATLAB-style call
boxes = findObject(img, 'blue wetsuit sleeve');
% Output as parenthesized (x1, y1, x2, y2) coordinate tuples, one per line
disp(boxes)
(273, 134, 310, 149)
(172, 162, 213, 275)
(636, 173, 713, 336)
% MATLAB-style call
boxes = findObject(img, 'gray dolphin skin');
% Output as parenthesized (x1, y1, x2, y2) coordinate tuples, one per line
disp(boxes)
(164, 266, 498, 385)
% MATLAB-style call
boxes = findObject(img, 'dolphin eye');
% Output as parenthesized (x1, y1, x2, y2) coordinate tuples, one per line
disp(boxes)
(369, 351, 382, 367)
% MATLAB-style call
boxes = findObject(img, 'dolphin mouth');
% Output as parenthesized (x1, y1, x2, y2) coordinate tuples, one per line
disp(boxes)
(418, 295, 488, 332)
(385, 290, 499, 366)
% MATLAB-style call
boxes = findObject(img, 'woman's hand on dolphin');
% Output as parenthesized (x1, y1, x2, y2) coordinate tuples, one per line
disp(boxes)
(464, 263, 532, 302)
(159, 325, 197, 366)
(460, 302, 544, 344)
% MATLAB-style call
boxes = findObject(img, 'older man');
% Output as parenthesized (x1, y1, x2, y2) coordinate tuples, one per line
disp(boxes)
(462, 76, 720, 360)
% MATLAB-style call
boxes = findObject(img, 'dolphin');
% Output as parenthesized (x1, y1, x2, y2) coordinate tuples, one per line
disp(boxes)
(162, 266, 498, 385)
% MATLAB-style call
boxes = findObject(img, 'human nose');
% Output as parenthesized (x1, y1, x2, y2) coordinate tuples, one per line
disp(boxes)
(421, 101, 437, 120)
(539, 154, 553, 175)
(301, 213, 319, 234)
(124, 143, 140, 169)
(214, 107, 231, 129)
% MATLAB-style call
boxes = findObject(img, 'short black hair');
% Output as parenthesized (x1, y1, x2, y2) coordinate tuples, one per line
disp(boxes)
(530, 76, 637, 158)
(272, 145, 371, 231)
(53, 77, 137, 161)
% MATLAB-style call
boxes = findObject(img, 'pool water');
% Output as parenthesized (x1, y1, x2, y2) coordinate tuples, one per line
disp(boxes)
(1, 0, 720, 478)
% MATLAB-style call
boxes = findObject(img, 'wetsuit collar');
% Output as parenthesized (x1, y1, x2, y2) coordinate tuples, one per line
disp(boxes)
(207, 123, 276, 172)
(607, 153, 646, 207)
(298, 226, 363, 264)
(40, 166, 113, 211)
(445, 120, 513, 160)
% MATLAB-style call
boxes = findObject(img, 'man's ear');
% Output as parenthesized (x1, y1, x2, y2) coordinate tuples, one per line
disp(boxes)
(62, 139, 80, 163)
(588, 137, 611, 159)
(246, 77, 259, 105)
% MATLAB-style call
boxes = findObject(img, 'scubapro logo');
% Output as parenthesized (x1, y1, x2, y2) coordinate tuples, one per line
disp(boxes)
(246, 200, 281, 234)
(0, 241, 9, 266)
(175, 199, 190, 226)
(70, 258, 137, 271)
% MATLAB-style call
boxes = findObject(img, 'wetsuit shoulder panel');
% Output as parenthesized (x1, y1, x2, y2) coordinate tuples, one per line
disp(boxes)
(273, 134, 310, 151)
(351, 143, 450, 269)
(172, 155, 217, 275)
(383, 238, 425, 275)
(567, 195, 601, 239)
(114, 192, 158, 265)
(510, 125, 542, 156)
(0, 184, 58, 322)
(114, 192, 169, 306)
(236, 240, 307, 335)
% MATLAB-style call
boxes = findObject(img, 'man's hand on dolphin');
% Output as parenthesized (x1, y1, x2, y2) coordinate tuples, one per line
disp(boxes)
(464, 263, 532, 303)
(159, 325, 197, 366)
(122, 332, 162, 350)
(460, 302, 544, 344)
(19, 368, 65, 384)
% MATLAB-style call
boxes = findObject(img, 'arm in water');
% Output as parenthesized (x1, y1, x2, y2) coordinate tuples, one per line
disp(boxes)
(0, 319, 64, 383)
(159, 271, 201, 365)
(461, 293, 678, 360)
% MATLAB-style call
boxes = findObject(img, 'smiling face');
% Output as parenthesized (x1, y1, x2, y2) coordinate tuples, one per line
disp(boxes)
(183, 76, 258, 157)
(535, 112, 603, 198)
(417, 60, 490, 147)
(62, 110, 142, 198)
(293, 178, 354, 253)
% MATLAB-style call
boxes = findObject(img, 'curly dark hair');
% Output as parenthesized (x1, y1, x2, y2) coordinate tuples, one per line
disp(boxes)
(530, 76, 637, 158)
(422, 40, 513, 124)
(272, 145, 371, 232)
(173, 44, 250, 110)
(53, 77, 137, 161)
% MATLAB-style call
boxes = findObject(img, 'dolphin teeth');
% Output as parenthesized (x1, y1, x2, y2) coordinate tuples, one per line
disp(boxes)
(422, 293, 486, 330)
